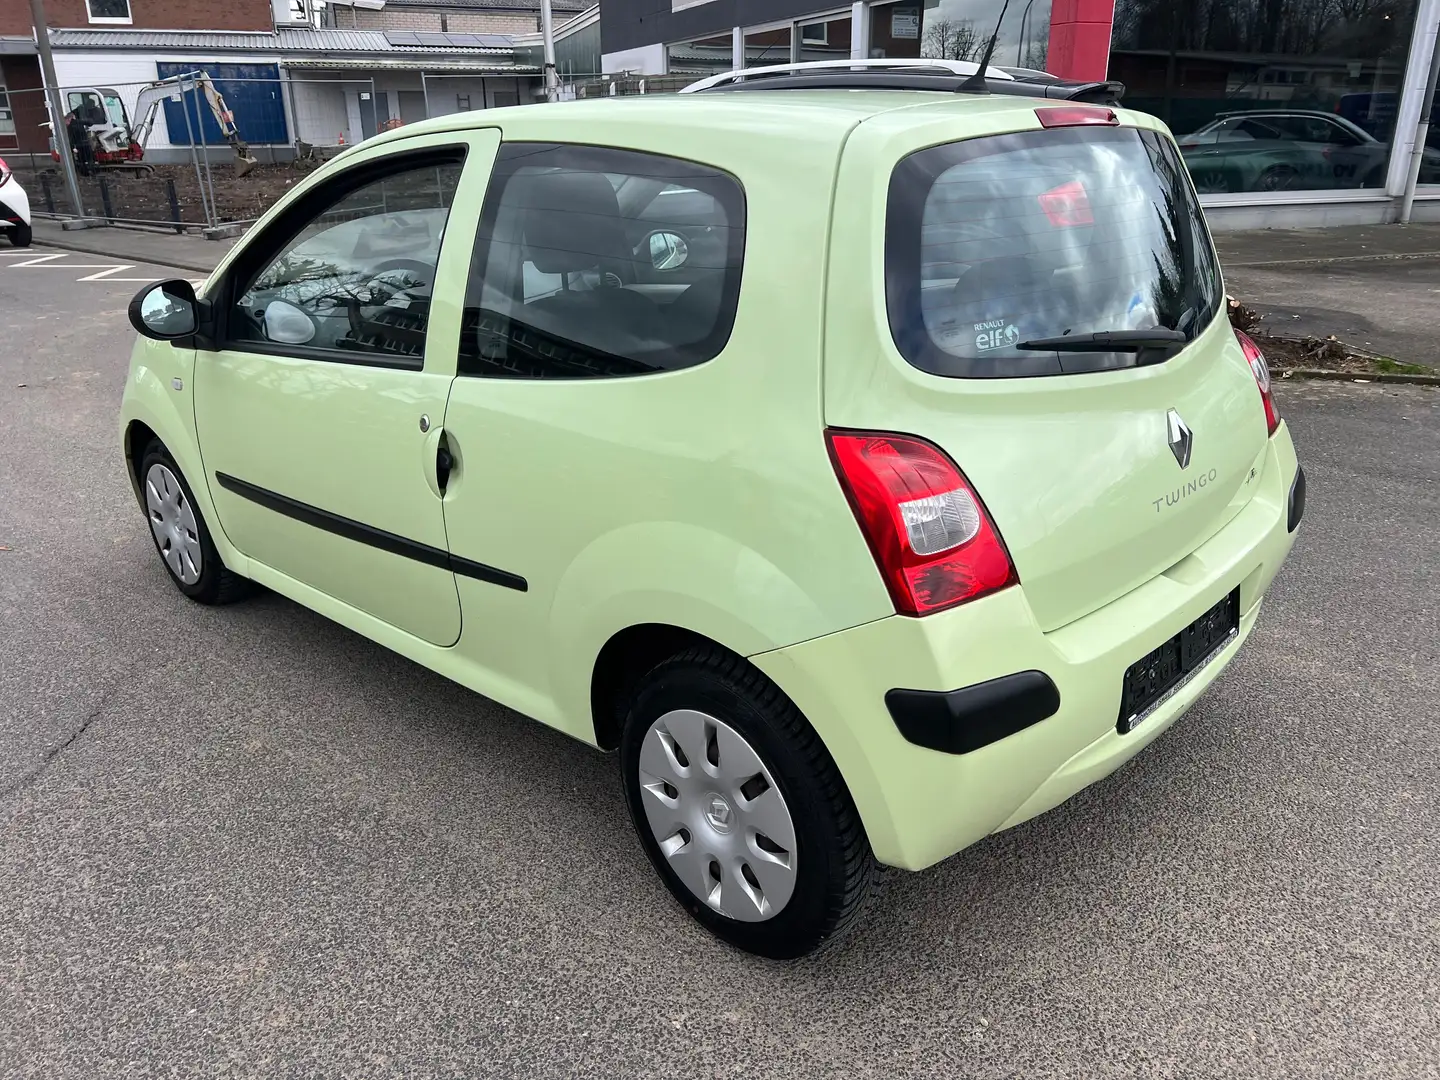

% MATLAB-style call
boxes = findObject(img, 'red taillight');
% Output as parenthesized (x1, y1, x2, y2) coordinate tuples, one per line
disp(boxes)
(1035, 106, 1118, 128)
(1236, 330, 1280, 435)
(1038, 179, 1094, 227)
(0, 157, 9, 187)
(826, 430, 1018, 616)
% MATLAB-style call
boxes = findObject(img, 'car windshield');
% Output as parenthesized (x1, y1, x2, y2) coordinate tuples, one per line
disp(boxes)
(885, 125, 1223, 378)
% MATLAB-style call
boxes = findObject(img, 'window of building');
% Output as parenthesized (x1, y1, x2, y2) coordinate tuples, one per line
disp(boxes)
(228, 158, 464, 366)
(459, 143, 746, 379)
(797, 13, 852, 62)
(457, 94, 472, 111)
(871, 1, 923, 60)
(86, 0, 132, 24)
(1111, 0, 1424, 195)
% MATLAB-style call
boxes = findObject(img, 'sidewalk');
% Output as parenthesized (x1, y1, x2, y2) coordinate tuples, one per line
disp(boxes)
(29, 219, 234, 274)
(1215, 223, 1440, 370)
(29, 217, 1440, 369)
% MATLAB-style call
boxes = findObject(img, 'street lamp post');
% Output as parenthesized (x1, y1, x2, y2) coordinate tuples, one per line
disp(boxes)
(1015, 0, 1039, 68)
(539, 0, 559, 103)
(27, 0, 88, 224)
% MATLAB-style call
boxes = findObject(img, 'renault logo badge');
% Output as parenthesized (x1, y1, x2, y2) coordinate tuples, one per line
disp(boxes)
(1167, 409, 1193, 469)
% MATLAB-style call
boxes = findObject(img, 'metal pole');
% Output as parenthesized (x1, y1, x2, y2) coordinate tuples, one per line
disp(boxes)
(1400, 21, 1440, 224)
(27, 0, 87, 221)
(421, 72, 431, 119)
(190, 76, 219, 227)
(177, 76, 212, 226)
(540, 0, 559, 102)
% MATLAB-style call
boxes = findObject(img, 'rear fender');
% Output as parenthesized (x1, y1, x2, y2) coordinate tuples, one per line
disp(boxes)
(547, 522, 838, 745)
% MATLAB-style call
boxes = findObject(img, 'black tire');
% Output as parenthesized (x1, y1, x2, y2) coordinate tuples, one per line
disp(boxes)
(620, 647, 874, 959)
(138, 439, 251, 605)
(9, 222, 31, 248)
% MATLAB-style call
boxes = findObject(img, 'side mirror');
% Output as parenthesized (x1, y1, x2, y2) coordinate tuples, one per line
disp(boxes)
(646, 230, 689, 272)
(129, 280, 199, 340)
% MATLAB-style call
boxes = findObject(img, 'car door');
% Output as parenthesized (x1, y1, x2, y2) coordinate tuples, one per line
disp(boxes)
(193, 129, 500, 646)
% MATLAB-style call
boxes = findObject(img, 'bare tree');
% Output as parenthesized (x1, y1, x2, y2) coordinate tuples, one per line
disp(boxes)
(1022, 37, 1049, 71)
(922, 18, 983, 62)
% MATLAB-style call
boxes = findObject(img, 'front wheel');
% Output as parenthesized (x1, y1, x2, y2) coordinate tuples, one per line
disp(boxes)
(620, 647, 874, 959)
(138, 440, 251, 604)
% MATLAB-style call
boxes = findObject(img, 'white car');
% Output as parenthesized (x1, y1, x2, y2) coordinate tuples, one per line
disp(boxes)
(0, 157, 32, 247)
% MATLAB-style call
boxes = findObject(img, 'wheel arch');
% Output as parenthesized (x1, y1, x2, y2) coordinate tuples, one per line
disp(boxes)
(590, 622, 715, 751)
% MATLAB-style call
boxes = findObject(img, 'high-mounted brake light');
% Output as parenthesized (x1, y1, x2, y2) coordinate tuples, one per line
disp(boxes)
(1038, 180, 1094, 227)
(1236, 330, 1280, 435)
(1035, 106, 1118, 128)
(826, 431, 1017, 616)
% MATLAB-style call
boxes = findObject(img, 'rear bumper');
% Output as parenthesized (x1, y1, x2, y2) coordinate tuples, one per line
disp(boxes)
(752, 424, 1301, 871)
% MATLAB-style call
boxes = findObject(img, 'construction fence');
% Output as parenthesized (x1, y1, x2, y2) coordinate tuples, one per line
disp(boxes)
(0, 69, 547, 230)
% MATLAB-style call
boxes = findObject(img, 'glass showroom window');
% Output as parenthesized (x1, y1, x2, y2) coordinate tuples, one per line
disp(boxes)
(797, 12, 853, 63)
(666, 34, 734, 76)
(1110, 0, 1431, 195)
(744, 24, 792, 68)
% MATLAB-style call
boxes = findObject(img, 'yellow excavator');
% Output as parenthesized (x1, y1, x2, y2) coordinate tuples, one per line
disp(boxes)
(56, 71, 258, 178)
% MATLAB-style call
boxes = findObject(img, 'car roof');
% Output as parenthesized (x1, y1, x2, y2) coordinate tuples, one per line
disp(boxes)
(364, 89, 1127, 155)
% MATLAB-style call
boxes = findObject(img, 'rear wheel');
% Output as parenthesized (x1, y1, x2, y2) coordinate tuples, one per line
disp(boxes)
(139, 440, 251, 605)
(8, 222, 31, 248)
(620, 647, 874, 959)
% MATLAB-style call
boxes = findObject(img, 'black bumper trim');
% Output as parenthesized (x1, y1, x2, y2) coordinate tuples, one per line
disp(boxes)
(885, 671, 1061, 755)
(1288, 464, 1306, 533)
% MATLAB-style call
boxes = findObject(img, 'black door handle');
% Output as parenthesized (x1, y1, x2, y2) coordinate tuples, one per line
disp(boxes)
(436, 442, 454, 492)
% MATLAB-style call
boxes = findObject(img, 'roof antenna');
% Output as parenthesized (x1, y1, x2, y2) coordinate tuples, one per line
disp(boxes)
(958, 0, 1012, 93)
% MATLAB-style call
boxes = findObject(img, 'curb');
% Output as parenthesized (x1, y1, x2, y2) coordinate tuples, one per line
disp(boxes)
(31, 235, 218, 275)
(1276, 368, 1440, 386)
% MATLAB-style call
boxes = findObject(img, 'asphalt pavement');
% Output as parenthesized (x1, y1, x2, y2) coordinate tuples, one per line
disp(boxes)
(1, 247, 1438, 1079)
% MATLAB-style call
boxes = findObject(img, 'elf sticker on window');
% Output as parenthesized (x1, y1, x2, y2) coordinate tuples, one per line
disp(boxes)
(974, 319, 1020, 352)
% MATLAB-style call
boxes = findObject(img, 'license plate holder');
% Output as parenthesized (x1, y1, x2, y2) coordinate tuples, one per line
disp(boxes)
(1118, 587, 1239, 734)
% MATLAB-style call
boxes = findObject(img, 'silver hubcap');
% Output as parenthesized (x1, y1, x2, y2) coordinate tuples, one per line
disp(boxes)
(145, 463, 203, 585)
(637, 710, 798, 923)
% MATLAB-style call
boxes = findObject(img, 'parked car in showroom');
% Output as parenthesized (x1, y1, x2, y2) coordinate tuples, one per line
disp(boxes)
(119, 59, 1303, 958)
(0, 156, 32, 247)
(1179, 109, 1440, 192)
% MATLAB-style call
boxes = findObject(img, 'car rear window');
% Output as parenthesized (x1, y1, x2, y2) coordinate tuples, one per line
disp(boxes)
(885, 125, 1222, 378)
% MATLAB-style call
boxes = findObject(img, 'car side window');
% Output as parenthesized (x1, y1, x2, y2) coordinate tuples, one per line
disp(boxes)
(227, 156, 463, 367)
(458, 143, 746, 379)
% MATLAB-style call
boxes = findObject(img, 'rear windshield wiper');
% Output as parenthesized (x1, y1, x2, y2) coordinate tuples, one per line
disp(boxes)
(1016, 329, 1188, 352)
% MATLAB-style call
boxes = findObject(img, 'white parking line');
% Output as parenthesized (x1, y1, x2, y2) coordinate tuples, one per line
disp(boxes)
(0, 250, 196, 284)
(76, 264, 137, 281)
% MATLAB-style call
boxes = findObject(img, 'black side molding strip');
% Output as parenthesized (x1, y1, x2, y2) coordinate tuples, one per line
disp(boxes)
(213, 472, 527, 593)
(885, 671, 1061, 755)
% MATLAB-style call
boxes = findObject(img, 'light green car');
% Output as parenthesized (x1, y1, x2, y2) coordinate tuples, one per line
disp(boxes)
(121, 74, 1303, 958)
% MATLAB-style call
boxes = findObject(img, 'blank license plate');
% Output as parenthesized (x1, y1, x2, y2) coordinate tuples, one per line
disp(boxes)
(1118, 587, 1239, 734)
